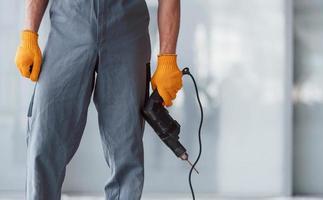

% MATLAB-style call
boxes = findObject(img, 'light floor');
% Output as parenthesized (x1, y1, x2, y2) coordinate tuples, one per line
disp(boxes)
(58, 197, 322, 200)
(0, 194, 323, 200)
(62, 197, 322, 200)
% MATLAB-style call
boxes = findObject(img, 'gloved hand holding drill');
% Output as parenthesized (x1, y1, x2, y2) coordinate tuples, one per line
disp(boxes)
(15, 30, 42, 82)
(151, 54, 183, 107)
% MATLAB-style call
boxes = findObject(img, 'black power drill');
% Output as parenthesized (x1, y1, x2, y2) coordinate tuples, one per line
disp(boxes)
(142, 67, 199, 174)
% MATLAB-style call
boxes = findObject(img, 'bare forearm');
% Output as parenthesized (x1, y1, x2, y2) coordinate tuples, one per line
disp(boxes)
(158, 0, 180, 54)
(24, 0, 49, 32)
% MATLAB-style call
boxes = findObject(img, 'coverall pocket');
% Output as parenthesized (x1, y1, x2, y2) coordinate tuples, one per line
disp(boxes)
(144, 62, 151, 106)
(26, 86, 36, 145)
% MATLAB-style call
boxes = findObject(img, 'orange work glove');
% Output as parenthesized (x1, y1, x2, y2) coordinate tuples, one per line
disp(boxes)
(151, 54, 183, 107)
(15, 30, 42, 82)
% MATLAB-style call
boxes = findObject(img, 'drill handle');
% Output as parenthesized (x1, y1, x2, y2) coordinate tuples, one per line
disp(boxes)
(150, 89, 164, 105)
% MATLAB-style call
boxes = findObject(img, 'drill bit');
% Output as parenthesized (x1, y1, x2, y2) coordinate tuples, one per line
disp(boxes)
(180, 153, 199, 174)
(186, 159, 199, 174)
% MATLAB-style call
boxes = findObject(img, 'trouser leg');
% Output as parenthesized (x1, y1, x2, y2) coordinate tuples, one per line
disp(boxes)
(93, 33, 151, 200)
(26, 32, 97, 200)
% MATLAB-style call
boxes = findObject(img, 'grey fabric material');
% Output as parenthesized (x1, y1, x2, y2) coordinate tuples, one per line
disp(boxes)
(25, 0, 151, 199)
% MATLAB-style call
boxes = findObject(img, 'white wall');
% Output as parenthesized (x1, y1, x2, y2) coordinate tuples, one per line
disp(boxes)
(293, 0, 323, 195)
(0, 0, 292, 197)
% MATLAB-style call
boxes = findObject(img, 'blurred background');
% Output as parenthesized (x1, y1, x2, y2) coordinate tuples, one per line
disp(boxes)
(0, 0, 323, 199)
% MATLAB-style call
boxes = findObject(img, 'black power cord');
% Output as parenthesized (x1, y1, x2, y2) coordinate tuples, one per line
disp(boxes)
(182, 67, 204, 200)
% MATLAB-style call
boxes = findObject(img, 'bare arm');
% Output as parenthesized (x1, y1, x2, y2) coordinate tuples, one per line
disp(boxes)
(24, 0, 49, 32)
(158, 0, 180, 54)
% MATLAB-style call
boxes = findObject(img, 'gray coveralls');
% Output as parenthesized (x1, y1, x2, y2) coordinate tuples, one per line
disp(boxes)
(26, 0, 151, 199)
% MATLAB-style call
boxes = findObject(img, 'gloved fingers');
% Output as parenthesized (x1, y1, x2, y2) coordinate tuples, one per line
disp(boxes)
(15, 47, 33, 78)
(162, 101, 173, 107)
(163, 100, 173, 107)
(19, 65, 31, 78)
(175, 70, 183, 77)
(168, 71, 182, 80)
(169, 72, 183, 87)
(151, 81, 157, 90)
(17, 64, 30, 78)
(18, 68, 26, 78)
(30, 55, 42, 82)
(157, 87, 172, 107)
(151, 74, 157, 90)
(174, 79, 183, 90)
(166, 80, 182, 92)
(174, 70, 183, 77)
(170, 88, 180, 99)
(15, 48, 31, 66)
(166, 88, 176, 100)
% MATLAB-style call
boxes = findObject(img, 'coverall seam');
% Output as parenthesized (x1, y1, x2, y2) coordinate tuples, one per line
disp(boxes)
(64, 54, 97, 161)
(96, 109, 121, 200)
(99, 120, 113, 168)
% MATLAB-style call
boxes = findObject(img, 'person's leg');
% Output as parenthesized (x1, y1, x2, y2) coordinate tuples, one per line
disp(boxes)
(93, 31, 151, 199)
(25, 19, 98, 200)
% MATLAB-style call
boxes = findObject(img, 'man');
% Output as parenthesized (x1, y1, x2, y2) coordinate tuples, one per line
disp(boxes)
(14, 0, 182, 199)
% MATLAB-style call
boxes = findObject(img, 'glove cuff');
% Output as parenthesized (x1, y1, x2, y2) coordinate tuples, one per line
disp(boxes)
(21, 30, 39, 48)
(157, 54, 178, 70)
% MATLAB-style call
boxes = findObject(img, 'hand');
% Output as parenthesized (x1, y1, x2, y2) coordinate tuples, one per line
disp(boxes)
(15, 30, 42, 82)
(151, 54, 183, 107)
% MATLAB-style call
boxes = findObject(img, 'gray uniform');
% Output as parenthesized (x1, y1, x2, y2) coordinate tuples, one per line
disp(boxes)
(26, 0, 151, 199)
